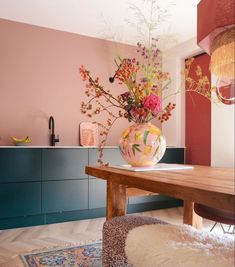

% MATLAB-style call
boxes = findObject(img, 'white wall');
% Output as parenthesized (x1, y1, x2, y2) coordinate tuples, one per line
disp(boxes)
(211, 76, 235, 168)
(162, 37, 201, 147)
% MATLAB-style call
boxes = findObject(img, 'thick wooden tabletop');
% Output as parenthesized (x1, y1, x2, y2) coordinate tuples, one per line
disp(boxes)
(86, 165, 235, 212)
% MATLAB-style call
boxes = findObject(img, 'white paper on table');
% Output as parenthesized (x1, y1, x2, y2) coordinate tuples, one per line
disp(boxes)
(110, 163, 194, 172)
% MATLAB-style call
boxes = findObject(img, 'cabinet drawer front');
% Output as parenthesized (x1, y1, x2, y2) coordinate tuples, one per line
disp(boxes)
(0, 214, 44, 230)
(160, 148, 185, 164)
(0, 149, 41, 182)
(89, 179, 107, 209)
(0, 182, 41, 218)
(42, 180, 88, 213)
(89, 148, 125, 166)
(42, 149, 88, 180)
(128, 194, 172, 204)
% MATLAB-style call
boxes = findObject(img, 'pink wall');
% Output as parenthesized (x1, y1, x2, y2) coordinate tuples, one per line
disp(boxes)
(0, 19, 146, 146)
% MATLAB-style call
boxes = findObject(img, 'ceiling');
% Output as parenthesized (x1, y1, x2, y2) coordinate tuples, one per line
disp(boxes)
(0, 0, 200, 49)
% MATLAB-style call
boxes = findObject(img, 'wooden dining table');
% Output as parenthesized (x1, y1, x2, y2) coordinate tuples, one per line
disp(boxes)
(85, 165, 235, 229)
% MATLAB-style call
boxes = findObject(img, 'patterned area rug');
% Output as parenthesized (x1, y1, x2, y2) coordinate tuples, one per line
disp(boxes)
(21, 242, 102, 267)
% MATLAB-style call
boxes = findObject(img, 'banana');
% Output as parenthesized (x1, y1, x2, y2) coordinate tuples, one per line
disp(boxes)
(11, 137, 22, 142)
(24, 136, 31, 143)
(11, 136, 31, 143)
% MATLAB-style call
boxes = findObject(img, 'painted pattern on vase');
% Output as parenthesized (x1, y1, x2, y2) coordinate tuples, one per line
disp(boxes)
(119, 123, 166, 167)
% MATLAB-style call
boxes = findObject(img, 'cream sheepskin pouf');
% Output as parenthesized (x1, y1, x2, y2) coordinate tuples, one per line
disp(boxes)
(125, 224, 234, 267)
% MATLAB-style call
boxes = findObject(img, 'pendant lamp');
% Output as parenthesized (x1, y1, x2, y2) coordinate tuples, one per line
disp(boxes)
(197, 0, 235, 104)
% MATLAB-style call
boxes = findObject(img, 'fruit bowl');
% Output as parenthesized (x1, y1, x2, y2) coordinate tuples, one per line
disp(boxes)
(11, 136, 31, 146)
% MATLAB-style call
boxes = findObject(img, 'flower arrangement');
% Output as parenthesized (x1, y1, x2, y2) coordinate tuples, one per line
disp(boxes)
(79, 0, 214, 165)
(79, 39, 177, 164)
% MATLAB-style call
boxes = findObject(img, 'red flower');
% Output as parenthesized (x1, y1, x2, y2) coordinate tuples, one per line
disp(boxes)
(120, 92, 131, 101)
(130, 107, 148, 121)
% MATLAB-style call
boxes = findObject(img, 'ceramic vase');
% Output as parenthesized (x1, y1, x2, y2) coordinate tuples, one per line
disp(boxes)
(119, 122, 166, 167)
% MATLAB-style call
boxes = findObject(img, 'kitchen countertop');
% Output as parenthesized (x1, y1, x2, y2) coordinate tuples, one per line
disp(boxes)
(0, 146, 185, 148)
(0, 146, 118, 148)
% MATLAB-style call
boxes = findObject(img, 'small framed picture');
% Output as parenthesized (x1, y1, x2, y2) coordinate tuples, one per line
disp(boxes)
(79, 122, 98, 146)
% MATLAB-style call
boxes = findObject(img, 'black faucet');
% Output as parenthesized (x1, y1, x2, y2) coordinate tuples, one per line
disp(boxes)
(49, 116, 59, 146)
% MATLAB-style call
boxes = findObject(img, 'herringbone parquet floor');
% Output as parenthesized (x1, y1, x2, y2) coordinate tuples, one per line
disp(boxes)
(0, 207, 226, 267)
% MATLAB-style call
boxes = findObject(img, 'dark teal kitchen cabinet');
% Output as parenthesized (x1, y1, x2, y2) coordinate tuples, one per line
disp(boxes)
(0, 149, 41, 182)
(0, 148, 42, 224)
(0, 182, 41, 218)
(88, 148, 122, 209)
(127, 147, 185, 205)
(88, 148, 126, 166)
(160, 148, 185, 164)
(128, 194, 169, 205)
(41, 149, 89, 216)
(89, 179, 107, 209)
(42, 149, 88, 180)
(0, 147, 185, 229)
(42, 180, 88, 213)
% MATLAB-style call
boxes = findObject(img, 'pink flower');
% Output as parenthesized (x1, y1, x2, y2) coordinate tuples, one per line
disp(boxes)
(142, 94, 162, 114)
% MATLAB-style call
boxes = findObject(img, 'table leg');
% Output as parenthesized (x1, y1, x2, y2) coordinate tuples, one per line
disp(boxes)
(106, 181, 127, 220)
(183, 200, 202, 229)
